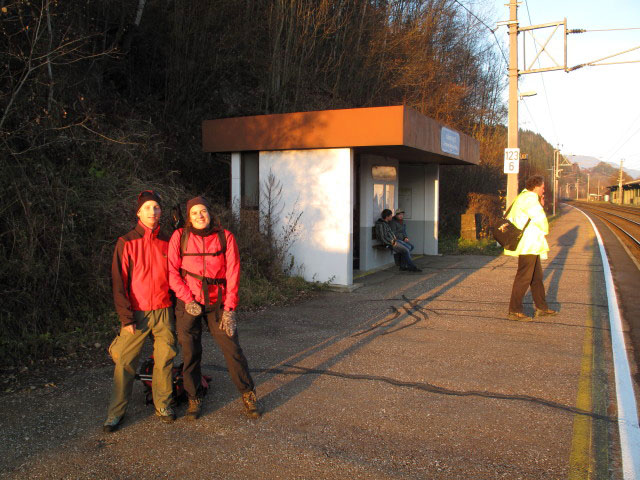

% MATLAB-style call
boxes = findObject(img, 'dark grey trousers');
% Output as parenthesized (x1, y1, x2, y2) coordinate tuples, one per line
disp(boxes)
(175, 300, 254, 399)
(509, 254, 549, 313)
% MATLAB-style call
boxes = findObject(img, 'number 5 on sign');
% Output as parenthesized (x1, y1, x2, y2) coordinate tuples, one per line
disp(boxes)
(504, 148, 520, 174)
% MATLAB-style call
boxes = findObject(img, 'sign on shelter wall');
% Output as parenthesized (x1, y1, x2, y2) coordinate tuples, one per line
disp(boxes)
(398, 188, 412, 219)
(441, 127, 460, 156)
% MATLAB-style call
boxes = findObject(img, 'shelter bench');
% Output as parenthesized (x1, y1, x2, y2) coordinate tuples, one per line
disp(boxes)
(371, 226, 392, 250)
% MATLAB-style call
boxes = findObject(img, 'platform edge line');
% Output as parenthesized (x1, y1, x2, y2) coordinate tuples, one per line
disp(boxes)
(568, 203, 640, 479)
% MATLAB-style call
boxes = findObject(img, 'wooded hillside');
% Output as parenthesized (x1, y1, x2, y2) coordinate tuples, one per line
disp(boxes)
(1, 0, 556, 364)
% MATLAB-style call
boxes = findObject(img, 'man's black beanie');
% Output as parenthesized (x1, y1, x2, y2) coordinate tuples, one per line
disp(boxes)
(136, 190, 162, 213)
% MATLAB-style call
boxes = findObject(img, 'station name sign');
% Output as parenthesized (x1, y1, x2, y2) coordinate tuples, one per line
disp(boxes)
(441, 127, 460, 156)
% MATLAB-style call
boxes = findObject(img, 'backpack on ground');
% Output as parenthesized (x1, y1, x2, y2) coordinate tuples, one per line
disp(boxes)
(136, 356, 212, 406)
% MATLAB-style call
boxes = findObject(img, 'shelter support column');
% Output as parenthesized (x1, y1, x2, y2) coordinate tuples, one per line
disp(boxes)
(231, 152, 241, 215)
(424, 164, 439, 255)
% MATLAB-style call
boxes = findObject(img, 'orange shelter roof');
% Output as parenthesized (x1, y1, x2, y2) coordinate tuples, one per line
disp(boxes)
(202, 105, 479, 165)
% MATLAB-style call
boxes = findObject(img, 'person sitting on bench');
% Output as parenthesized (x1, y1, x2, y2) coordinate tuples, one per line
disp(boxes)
(374, 209, 421, 272)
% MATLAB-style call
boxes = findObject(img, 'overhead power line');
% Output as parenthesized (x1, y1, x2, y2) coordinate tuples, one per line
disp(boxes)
(570, 27, 640, 33)
(604, 111, 640, 161)
(568, 45, 640, 71)
(520, 97, 540, 133)
(451, 0, 509, 69)
(606, 125, 640, 164)
(522, 0, 559, 146)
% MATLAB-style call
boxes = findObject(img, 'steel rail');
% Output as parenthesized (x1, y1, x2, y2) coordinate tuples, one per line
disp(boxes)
(573, 202, 640, 219)
(578, 206, 640, 227)
(581, 207, 640, 248)
(592, 205, 640, 217)
(608, 207, 640, 217)
(573, 201, 640, 215)
(609, 206, 640, 217)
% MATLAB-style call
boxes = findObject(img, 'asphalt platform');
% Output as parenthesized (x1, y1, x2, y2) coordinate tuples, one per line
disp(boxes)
(1, 204, 631, 479)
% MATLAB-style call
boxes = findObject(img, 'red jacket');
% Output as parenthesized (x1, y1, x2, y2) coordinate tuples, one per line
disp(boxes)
(168, 227, 240, 311)
(112, 222, 172, 326)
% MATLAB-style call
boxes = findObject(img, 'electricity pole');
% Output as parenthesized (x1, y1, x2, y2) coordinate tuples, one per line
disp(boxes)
(587, 173, 590, 201)
(502, 3, 566, 209)
(500, 6, 637, 211)
(618, 159, 624, 204)
(506, 0, 519, 209)
(552, 149, 560, 215)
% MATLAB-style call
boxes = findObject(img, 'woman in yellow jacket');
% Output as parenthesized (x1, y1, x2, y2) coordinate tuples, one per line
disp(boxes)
(505, 175, 558, 319)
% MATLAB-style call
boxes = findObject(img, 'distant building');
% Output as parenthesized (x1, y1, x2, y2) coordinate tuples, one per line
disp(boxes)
(202, 106, 479, 287)
(608, 179, 640, 205)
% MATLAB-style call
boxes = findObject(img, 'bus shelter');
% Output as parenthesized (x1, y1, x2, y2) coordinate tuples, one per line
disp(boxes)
(202, 105, 479, 286)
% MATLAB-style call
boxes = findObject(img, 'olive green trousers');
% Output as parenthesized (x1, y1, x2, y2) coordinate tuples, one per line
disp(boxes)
(106, 308, 177, 418)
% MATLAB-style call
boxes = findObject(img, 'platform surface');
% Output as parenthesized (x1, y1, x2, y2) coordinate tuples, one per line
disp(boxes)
(1, 204, 632, 479)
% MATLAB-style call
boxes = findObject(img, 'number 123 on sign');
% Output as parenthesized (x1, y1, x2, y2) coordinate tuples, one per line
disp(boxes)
(504, 148, 520, 174)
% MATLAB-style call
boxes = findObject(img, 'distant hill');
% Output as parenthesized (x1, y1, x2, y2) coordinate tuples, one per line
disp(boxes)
(568, 155, 600, 169)
(568, 155, 640, 179)
(590, 162, 618, 177)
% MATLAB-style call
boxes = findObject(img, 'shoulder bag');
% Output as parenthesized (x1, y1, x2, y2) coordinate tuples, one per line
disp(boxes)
(493, 194, 531, 250)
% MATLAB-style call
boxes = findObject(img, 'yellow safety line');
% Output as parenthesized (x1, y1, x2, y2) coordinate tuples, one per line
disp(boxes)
(568, 306, 594, 479)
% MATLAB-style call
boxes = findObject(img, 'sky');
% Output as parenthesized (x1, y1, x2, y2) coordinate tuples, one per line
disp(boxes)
(486, 0, 640, 172)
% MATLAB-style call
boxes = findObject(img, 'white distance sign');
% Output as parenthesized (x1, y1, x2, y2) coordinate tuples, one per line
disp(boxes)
(504, 148, 520, 174)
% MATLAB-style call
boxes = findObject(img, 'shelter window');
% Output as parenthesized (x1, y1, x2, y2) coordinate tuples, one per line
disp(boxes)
(241, 152, 259, 209)
(372, 166, 396, 221)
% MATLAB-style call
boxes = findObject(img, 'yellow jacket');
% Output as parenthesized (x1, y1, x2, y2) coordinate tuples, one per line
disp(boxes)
(504, 189, 549, 259)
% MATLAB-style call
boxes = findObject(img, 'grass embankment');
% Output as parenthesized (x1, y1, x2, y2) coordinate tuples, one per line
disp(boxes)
(1, 275, 324, 394)
(438, 205, 561, 255)
(439, 236, 504, 256)
(0, 189, 324, 369)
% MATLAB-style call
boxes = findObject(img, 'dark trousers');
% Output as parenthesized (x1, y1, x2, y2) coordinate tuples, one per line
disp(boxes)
(509, 254, 549, 313)
(175, 300, 254, 399)
(392, 241, 417, 269)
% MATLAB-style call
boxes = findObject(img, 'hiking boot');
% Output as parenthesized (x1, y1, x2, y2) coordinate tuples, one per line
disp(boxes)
(155, 406, 176, 423)
(508, 311, 531, 321)
(242, 390, 262, 419)
(103, 415, 124, 433)
(535, 308, 558, 317)
(103, 414, 124, 433)
(185, 396, 202, 421)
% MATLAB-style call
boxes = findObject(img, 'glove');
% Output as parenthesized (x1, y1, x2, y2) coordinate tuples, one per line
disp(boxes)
(185, 300, 202, 317)
(220, 310, 237, 338)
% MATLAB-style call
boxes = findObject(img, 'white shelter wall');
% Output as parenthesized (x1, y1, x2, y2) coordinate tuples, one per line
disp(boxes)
(259, 149, 353, 285)
(398, 164, 425, 254)
(396, 164, 439, 255)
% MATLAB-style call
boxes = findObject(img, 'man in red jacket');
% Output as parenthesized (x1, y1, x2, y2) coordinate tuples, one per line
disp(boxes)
(103, 190, 177, 432)
(168, 196, 260, 420)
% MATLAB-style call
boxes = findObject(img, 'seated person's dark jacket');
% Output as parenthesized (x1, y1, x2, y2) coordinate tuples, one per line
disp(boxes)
(390, 217, 408, 240)
(374, 218, 396, 246)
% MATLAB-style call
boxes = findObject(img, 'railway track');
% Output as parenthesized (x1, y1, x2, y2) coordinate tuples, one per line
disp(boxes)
(569, 201, 640, 262)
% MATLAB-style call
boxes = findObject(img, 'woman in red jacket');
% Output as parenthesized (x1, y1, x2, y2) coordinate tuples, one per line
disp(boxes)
(168, 196, 261, 420)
